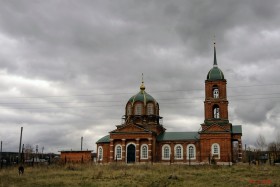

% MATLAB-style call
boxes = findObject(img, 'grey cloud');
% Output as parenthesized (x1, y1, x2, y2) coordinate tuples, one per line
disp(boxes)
(0, 0, 280, 152)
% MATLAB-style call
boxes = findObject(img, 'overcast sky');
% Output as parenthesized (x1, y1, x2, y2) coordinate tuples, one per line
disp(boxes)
(0, 0, 280, 153)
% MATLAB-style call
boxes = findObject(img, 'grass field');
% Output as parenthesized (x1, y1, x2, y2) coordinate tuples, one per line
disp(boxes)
(0, 163, 279, 187)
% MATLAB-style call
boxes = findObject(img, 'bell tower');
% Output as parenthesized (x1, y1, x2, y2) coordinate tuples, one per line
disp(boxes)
(199, 42, 234, 163)
(204, 42, 229, 125)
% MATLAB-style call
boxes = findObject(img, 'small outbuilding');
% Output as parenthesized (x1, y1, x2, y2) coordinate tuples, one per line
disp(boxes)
(60, 150, 92, 163)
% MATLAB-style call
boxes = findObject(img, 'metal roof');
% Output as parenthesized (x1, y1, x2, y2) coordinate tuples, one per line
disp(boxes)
(157, 132, 199, 141)
(128, 90, 156, 106)
(96, 126, 241, 144)
(232, 125, 242, 134)
(96, 135, 110, 143)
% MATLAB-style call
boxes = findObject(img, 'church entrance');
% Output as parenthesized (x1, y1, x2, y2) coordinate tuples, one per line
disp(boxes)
(127, 144, 136, 163)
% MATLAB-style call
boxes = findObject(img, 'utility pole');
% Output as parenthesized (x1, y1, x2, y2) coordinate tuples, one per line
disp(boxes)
(18, 127, 23, 164)
(36, 145, 38, 163)
(81, 137, 83, 151)
(22, 144, 25, 163)
(42, 146, 44, 159)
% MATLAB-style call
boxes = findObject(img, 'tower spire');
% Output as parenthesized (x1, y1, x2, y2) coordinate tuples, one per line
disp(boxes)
(140, 73, 145, 91)
(213, 40, 218, 67)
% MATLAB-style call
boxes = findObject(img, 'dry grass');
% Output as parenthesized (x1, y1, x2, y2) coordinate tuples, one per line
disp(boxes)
(0, 163, 279, 187)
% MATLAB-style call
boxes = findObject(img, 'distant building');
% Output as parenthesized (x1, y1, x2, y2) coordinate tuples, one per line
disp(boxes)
(96, 43, 242, 164)
(60, 150, 92, 163)
(0, 152, 19, 165)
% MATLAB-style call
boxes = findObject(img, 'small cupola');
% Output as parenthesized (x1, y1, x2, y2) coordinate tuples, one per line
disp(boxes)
(126, 74, 159, 116)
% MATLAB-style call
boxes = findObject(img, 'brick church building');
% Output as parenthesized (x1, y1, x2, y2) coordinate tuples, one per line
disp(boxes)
(96, 44, 242, 164)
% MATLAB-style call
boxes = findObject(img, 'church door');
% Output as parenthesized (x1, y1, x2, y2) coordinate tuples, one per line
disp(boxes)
(127, 144, 136, 163)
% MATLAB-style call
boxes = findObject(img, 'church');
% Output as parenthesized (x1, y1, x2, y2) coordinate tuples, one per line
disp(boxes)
(96, 43, 242, 164)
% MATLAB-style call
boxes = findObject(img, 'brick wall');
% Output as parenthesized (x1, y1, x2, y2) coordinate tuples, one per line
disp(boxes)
(60, 151, 92, 163)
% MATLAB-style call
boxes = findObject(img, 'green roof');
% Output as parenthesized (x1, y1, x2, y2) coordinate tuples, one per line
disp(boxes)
(232, 125, 242, 134)
(207, 67, 225, 80)
(96, 135, 110, 143)
(157, 132, 199, 141)
(128, 90, 156, 106)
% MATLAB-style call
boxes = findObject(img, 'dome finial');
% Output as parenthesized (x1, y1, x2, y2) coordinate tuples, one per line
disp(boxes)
(140, 73, 145, 91)
(213, 36, 218, 67)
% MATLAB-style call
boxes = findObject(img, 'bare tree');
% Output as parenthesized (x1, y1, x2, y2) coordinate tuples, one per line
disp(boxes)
(24, 144, 34, 160)
(256, 134, 267, 151)
(276, 131, 280, 151)
(268, 142, 277, 151)
(268, 132, 280, 163)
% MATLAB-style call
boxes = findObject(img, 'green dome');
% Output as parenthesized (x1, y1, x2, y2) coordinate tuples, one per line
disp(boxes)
(207, 66, 224, 80)
(128, 82, 157, 106)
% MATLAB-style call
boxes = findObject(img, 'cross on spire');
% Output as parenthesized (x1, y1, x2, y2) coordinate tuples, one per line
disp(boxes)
(140, 73, 145, 91)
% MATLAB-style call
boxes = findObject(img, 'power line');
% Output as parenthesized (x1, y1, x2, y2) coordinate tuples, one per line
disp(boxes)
(0, 92, 280, 106)
(0, 95, 279, 110)
(0, 83, 279, 100)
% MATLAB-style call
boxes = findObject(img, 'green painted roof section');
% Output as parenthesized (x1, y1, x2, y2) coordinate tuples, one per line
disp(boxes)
(157, 132, 199, 141)
(96, 135, 110, 143)
(128, 90, 156, 106)
(232, 125, 242, 134)
(207, 67, 225, 80)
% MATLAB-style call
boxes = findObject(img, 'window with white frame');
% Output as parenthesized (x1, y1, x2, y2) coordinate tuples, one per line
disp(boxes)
(213, 105, 220, 118)
(162, 144, 170, 160)
(211, 143, 220, 159)
(174, 144, 183, 159)
(135, 103, 142, 115)
(98, 146, 103, 160)
(141, 144, 148, 159)
(187, 144, 196, 159)
(115, 145, 122, 160)
(213, 86, 219, 98)
(147, 103, 154, 115)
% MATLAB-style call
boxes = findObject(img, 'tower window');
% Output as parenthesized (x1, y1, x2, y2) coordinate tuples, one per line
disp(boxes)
(213, 105, 220, 119)
(147, 103, 154, 115)
(212, 143, 220, 159)
(213, 86, 219, 98)
(134, 103, 142, 115)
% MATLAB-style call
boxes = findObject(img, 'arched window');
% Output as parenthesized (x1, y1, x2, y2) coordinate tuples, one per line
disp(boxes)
(127, 104, 132, 115)
(147, 103, 154, 115)
(174, 144, 183, 159)
(213, 86, 219, 98)
(212, 143, 220, 159)
(98, 146, 103, 161)
(213, 105, 220, 118)
(162, 144, 170, 160)
(187, 144, 196, 160)
(115, 144, 122, 160)
(141, 144, 148, 159)
(134, 103, 142, 115)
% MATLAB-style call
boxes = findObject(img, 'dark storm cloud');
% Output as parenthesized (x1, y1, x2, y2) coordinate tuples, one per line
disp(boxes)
(0, 0, 280, 152)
